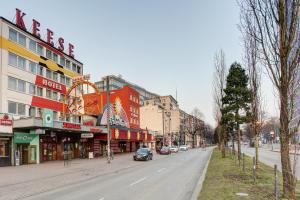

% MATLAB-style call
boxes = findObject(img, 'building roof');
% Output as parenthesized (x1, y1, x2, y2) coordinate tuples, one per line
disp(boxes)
(0, 16, 83, 65)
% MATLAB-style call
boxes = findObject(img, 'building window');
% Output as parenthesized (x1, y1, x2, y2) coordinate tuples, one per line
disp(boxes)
(18, 103, 26, 115)
(29, 39, 36, 52)
(29, 62, 37, 74)
(46, 69, 52, 79)
(60, 57, 65, 66)
(46, 89, 52, 99)
(53, 111, 58, 121)
(8, 101, 17, 114)
(60, 94, 65, 101)
(8, 52, 17, 67)
(52, 91, 58, 101)
(17, 79, 26, 93)
(53, 53, 58, 62)
(37, 44, 43, 56)
(38, 65, 44, 76)
(60, 75, 65, 84)
(77, 66, 81, 74)
(29, 106, 36, 117)
(18, 33, 26, 47)
(8, 76, 17, 90)
(9, 28, 17, 42)
(72, 63, 76, 72)
(37, 87, 43, 97)
(46, 49, 52, 59)
(66, 60, 70, 69)
(37, 108, 42, 118)
(29, 83, 36, 95)
(18, 56, 26, 70)
(53, 72, 58, 82)
(66, 77, 71, 87)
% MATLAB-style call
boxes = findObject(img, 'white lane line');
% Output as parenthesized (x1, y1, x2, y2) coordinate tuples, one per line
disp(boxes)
(130, 177, 147, 186)
(157, 168, 167, 173)
(98, 197, 104, 200)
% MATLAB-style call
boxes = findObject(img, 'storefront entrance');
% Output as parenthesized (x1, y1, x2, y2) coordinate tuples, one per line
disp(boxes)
(14, 132, 39, 165)
(0, 138, 11, 166)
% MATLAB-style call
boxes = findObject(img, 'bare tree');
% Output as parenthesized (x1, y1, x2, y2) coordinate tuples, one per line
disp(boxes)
(239, 0, 300, 198)
(213, 49, 227, 157)
(240, 12, 263, 168)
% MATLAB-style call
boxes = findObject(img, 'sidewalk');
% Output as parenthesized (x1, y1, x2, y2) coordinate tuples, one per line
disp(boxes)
(261, 144, 300, 155)
(0, 152, 163, 200)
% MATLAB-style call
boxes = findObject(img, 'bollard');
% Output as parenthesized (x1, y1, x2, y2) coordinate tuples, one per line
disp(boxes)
(242, 153, 245, 172)
(274, 164, 278, 200)
(253, 157, 256, 184)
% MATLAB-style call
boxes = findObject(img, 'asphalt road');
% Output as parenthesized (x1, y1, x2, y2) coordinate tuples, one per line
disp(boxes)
(24, 147, 213, 200)
(241, 146, 300, 180)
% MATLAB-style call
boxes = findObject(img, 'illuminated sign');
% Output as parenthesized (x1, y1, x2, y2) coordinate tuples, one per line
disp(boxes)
(15, 8, 75, 57)
(90, 128, 103, 133)
(63, 122, 81, 129)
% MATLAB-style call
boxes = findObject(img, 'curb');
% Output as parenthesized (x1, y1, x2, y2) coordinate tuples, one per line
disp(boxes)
(191, 147, 214, 200)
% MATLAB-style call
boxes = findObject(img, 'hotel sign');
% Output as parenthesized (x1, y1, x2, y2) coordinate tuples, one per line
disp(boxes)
(15, 8, 75, 58)
(0, 114, 13, 134)
(35, 75, 66, 93)
(62, 122, 81, 129)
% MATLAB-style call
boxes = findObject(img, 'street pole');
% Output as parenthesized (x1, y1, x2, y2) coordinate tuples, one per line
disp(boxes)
(106, 76, 111, 164)
(162, 108, 165, 147)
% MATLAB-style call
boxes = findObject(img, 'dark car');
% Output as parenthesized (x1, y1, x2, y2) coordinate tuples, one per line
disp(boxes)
(159, 146, 171, 155)
(133, 148, 153, 161)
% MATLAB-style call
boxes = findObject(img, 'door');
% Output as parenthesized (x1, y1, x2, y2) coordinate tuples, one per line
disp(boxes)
(22, 145, 29, 164)
(28, 145, 37, 164)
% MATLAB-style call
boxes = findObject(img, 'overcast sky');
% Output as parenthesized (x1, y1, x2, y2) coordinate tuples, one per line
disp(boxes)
(0, 0, 277, 125)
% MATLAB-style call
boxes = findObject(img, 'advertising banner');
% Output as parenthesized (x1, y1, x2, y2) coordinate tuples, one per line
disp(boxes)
(43, 109, 54, 128)
(83, 93, 102, 115)
(0, 113, 13, 134)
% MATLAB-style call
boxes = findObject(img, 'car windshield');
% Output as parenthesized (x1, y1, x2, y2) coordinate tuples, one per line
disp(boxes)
(161, 147, 169, 150)
(137, 149, 148, 154)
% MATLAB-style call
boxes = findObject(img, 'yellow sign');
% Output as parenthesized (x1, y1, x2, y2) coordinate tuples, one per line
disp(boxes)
(115, 129, 119, 139)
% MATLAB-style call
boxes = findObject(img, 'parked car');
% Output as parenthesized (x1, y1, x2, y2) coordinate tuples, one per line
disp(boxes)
(179, 145, 188, 151)
(159, 146, 171, 155)
(169, 146, 179, 153)
(133, 148, 153, 161)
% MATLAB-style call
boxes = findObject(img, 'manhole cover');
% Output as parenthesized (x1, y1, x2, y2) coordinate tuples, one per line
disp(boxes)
(236, 193, 249, 197)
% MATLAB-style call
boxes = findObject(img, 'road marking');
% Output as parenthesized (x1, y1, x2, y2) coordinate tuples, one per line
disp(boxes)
(130, 177, 147, 186)
(157, 168, 166, 173)
(98, 197, 104, 200)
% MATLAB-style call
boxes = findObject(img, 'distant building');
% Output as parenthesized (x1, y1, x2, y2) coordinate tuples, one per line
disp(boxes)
(95, 75, 159, 106)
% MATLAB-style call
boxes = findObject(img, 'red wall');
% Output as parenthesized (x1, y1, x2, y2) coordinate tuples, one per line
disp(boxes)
(101, 86, 140, 129)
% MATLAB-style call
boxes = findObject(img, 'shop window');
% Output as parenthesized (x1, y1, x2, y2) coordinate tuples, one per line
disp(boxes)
(8, 101, 17, 114)
(53, 53, 58, 63)
(8, 52, 17, 67)
(46, 49, 52, 60)
(18, 33, 26, 47)
(46, 89, 52, 99)
(8, 76, 17, 90)
(18, 56, 26, 70)
(29, 39, 36, 52)
(53, 72, 58, 82)
(29, 62, 37, 74)
(37, 87, 43, 97)
(29, 84, 35, 95)
(9, 28, 17, 42)
(0, 140, 9, 157)
(17, 79, 26, 93)
(37, 44, 43, 56)
(18, 103, 26, 115)
(60, 57, 65, 67)
(29, 106, 36, 117)
(46, 69, 52, 79)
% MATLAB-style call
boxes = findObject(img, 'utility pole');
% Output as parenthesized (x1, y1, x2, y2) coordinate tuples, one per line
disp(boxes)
(106, 76, 111, 164)
(162, 108, 165, 147)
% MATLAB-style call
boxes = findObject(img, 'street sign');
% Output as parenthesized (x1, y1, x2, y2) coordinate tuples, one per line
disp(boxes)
(81, 133, 94, 138)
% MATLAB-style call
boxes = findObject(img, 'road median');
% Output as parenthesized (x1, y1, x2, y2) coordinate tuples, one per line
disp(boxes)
(198, 148, 300, 200)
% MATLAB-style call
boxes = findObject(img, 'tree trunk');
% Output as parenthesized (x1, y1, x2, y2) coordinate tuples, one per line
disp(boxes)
(280, 85, 295, 199)
(237, 129, 241, 166)
(255, 134, 259, 169)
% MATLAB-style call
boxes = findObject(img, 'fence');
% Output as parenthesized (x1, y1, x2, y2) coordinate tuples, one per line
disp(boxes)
(226, 147, 299, 199)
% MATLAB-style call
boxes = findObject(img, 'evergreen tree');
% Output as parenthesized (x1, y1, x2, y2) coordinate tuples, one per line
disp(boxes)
(222, 62, 251, 162)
